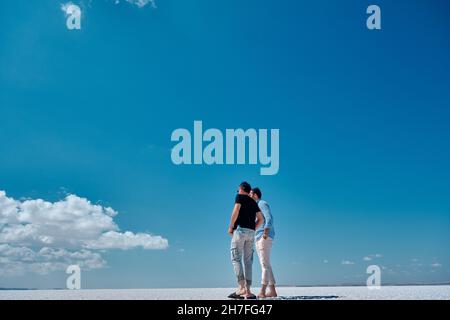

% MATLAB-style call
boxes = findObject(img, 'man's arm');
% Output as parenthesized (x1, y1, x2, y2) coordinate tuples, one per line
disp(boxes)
(259, 202, 272, 238)
(255, 211, 264, 230)
(228, 203, 241, 236)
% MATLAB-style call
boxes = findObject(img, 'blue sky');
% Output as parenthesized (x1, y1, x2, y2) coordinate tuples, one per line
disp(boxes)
(0, 0, 449, 289)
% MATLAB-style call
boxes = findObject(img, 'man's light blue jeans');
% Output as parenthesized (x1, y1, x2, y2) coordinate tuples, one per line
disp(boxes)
(231, 227, 255, 287)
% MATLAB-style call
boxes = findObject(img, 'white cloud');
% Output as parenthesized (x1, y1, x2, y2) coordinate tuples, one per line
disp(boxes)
(0, 190, 168, 276)
(87, 231, 168, 250)
(323, 259, 328, 264)
(0, 244, 106, 276)
(431, 263, 442, 268)
(363, 253, 383, 261)
(115, 0, 156, 8)
(341, 260, 355, 265)
(61, 2, 72, 15)
(61, 2, 80, 17)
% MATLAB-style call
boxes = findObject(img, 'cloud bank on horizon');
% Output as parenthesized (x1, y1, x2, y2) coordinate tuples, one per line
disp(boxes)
(122, 0, 156, 8)
(61, 0, 156, 13)
(0, 190, 168, 276)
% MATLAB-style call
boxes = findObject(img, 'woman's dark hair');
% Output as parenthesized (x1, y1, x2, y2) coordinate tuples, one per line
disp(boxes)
(239, 181, 252, 193)
(252, 187, 262, 199)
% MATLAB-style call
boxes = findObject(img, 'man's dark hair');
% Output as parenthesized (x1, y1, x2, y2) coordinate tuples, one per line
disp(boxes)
(239, 181, 252, 193)
(252, 187, 262, 199)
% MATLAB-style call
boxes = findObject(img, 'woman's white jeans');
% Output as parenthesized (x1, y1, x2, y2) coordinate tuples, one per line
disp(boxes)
(256, 237, 276, 286)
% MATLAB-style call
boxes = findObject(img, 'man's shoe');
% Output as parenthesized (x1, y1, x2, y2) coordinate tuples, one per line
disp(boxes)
(227, 292, 244, 299)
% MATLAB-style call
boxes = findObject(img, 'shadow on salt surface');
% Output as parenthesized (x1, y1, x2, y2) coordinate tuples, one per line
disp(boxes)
(269, 295, 341, 300)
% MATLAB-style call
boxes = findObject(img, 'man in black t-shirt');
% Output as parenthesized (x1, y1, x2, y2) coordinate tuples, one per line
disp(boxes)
(227, 181, 264, 299)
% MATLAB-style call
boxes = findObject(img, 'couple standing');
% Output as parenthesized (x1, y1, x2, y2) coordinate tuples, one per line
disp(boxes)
(227, 181, 277, 299)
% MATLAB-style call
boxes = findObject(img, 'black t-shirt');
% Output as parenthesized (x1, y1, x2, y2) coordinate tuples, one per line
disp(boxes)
(233, 194, 260, 230)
